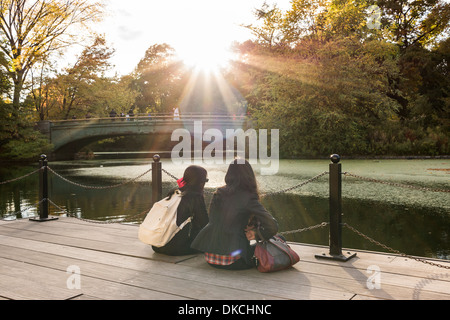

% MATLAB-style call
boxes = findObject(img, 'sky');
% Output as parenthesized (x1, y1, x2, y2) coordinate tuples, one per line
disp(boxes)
(94, 0, 293, 75)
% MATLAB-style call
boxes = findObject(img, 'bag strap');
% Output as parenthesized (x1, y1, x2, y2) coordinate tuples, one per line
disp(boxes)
(255, 222, 266, 242)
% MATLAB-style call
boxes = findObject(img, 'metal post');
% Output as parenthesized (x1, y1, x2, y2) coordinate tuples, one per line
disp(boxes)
(315, 154, 356, 261)
(152, 154, 162, 205)
(30, 154, 58, 222)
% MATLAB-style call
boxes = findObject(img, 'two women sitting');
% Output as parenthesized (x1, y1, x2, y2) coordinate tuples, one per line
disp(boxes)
(152, 159, 278, 270)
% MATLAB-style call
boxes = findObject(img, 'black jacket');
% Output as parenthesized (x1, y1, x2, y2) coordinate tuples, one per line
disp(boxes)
(152, 190, 208, 256)
(191, 188, 278, 264)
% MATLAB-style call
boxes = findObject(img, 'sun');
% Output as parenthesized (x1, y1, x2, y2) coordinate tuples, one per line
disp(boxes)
(175, 41, 234, 73)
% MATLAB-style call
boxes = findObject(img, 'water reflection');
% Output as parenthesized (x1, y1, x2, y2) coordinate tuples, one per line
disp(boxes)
(0, 158, 448, 259)
(261, 194, 450, 260)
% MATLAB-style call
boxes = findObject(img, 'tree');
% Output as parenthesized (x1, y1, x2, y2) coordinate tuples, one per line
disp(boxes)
(320, 0, 372, 39)
(0, 71, 52, 160)
(133, 43, 185, 113)
(230, 38, 400, 157)
(29, 56, 58, 120)
(377, 0, 450, 50)
(0, 0, 104, 113)
(248, 0, 383, 47)
(55, 35, 114, 119)
(30, 35, 138, 120)
(232, 0, 449, 157)
(373, 1, 450, 120)
(243, 2, 286, 48)
(282, 0, 329, 43)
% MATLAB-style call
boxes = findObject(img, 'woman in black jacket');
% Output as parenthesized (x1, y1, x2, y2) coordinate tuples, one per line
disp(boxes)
(152, 165, 209, 256)
(191, 159, 278, 270)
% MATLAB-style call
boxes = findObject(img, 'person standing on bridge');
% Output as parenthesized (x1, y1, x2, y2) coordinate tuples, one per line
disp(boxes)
(127, 109, 134, 121)
(109, 109, 117, 121)
(152, 165, 209, 256)
(173, 107, 180, 120)
(191, 159, 278, 270)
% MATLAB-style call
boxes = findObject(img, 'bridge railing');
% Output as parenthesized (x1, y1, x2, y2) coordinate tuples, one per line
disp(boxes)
(41, 112, 248, 124)
(1, 154, 449, 269)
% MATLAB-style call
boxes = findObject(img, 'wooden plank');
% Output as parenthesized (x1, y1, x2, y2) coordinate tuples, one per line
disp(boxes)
(176, 254, 450, 300)
(0, 235, 350, 300)
(0, 219, 15, 225)
(0, 248, 191, 300)
(0, 244, 189, 300)
(0, 233, 164, 271)
(289, 243, 450, 280)
(55, 217, 141, 235)
(0, 224, 195, 264)
(0, 244, 282, 300)
(179, 244, 450, 300)
(148, 262, 349, 299)
(69, 294, 103, 300)
(351, 294, 385, 300)
(0, 219, 448, 300)
(0, 218, 199, 264)
(291, 244, 450, 286)
(0, 258, 81, 300)
(0, 245, 144, 283)
(57, 217, 141, 232)
(298, 260, 450, 297)
(288, 244, 450, 299)
(3, 218, 139, 240)
(385, 255, 450, 278)
(0, 274, 67, 300)
(0, 219, 139, 245)
(69, 275, 190, 300)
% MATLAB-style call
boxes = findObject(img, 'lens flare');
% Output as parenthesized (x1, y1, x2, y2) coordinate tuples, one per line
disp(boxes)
(230, 249, 242, 257)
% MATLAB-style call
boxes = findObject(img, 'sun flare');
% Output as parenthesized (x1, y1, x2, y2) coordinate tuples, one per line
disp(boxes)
(177, 44, 234, 73)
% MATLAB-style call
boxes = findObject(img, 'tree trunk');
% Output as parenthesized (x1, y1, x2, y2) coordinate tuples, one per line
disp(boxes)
(12, 78, 23, 115)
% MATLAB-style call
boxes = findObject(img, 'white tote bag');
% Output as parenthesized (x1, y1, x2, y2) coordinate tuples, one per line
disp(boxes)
(138, 190, 192, 247)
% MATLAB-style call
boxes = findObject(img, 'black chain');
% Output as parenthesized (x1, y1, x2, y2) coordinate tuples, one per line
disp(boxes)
(344, 172, 450, 193)
(0, 167, 42, 184)
(47, 166, 152, 189)
(343, 223, 450, 269)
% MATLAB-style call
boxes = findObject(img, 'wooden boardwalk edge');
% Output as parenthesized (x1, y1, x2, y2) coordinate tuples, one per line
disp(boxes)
(0, 217, 449, 300)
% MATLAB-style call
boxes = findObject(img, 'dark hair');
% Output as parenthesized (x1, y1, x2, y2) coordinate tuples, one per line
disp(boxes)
(179, 165, 208, 194)
(222, 159, 259, 197)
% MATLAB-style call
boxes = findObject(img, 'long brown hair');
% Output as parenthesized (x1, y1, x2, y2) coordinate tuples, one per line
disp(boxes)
(223, 159, 259, 197)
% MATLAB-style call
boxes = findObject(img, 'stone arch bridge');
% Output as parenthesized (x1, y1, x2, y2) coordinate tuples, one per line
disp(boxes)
(37, 114, 250, 160)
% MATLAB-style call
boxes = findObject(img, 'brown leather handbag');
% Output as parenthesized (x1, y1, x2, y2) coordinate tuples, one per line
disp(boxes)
(253, 234, 300, 273)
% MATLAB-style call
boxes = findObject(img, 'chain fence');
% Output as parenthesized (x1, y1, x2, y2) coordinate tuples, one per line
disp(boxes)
(163, 168, 329, 197)
(1, 163, 449, 269)
(0, 167, 43, 185)
(46, 198, 148, 224)
(343, 223, 450, 270)
(261, 171, 328, 197)
(47, 166, 152, 190)
(343, 172, 450, 193)
(0, 168, 45, 220)
(279, 222, 329, 236)
(162, 168, 179, 181)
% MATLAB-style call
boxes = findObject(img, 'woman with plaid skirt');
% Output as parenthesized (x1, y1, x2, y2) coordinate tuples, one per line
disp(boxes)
(191, 159, 278, 270)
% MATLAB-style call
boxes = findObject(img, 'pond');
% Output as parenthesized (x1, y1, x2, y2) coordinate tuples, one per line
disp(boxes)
(0, 157, 449, 260)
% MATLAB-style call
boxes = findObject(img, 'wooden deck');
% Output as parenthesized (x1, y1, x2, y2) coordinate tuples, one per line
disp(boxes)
(0, 217, 449, 301)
